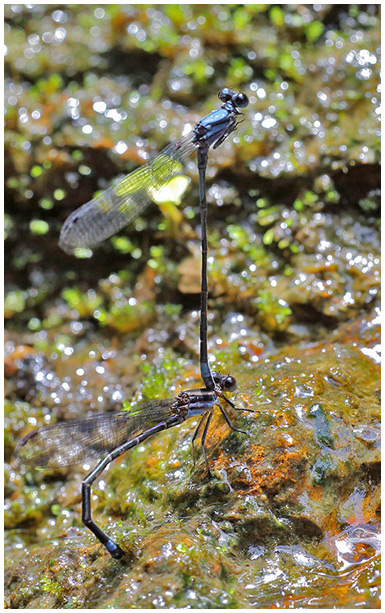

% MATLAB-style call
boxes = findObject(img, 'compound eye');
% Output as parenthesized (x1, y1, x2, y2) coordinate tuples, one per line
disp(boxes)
(223, 375, 237, 392)
(218, 88, 232, 103)
(235, 92, 249, 108)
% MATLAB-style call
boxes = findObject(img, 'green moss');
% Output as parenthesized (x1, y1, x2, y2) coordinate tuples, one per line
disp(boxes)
(305, 20, 324, 42)
(40, 577, 62, 597)
(53, 189, 66, 201)
(30, 165, 43, 178)
(30, 219, 49, 235)
(4, 290, 26, 317)
(62, 287, 103, 318)
(308, 403, 335, 448)
(256, 290, 292, 331)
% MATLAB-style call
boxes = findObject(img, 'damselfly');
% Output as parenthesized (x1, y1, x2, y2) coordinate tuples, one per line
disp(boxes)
(16, 372, 247, 559)
(59, 89, 249, 390)
(59, 89, 248, 257)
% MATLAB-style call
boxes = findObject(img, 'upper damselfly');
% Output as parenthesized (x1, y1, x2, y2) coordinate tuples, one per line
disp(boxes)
(58, 88, 249, 391)
(59, 88, 248, 257)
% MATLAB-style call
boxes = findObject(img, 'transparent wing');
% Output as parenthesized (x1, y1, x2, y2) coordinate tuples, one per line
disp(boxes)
(59, 133, 197, 254)
(16, 398, 177, 469)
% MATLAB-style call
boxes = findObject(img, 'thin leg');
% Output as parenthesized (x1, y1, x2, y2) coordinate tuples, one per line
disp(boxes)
(200, 411, 213, 475)
(191, 412, 209, 466)
(197, 146, 215, 391)
(212, 118, 237, 149)
(222, 394, 255, 413)
(218, 405, 247, 436)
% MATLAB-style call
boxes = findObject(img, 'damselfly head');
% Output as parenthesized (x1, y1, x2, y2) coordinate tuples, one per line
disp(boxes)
(213, 371, 238, 393)
(234, 92, 249, 108)
(222, 375, 237, 392)
(218, 88, 249, 110)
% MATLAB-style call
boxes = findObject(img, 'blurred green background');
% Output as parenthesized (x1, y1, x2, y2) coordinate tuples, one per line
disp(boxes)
(4, 4, 380, 609)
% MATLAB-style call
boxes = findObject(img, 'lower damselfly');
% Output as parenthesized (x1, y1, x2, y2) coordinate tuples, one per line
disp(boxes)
(59, 89, 249, 391)
(16, 372, 249, 559)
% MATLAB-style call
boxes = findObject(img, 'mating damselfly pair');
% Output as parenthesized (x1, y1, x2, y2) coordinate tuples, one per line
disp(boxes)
(16, 88, 250, 559)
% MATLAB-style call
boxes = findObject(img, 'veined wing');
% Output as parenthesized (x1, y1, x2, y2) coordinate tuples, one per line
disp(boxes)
(59, 132, 197, 255)
(16, 398, 177, 469)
